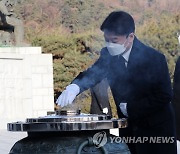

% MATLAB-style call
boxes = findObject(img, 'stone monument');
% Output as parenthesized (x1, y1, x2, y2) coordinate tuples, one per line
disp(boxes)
(0, 47, 54, 129)
(0, 0, 25, 46)
(0, 1, 54, 129)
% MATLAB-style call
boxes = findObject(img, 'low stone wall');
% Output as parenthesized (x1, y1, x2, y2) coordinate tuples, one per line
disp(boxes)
(0, 47, 54, 129)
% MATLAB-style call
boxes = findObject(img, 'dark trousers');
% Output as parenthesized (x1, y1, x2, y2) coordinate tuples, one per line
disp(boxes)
(119, 121, 177, 154)
(119, 106, 177, 154)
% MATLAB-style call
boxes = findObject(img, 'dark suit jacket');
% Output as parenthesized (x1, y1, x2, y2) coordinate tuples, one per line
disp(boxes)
(72, 37, 177, 154)
(173, 57, 180, 140)
(73, 37, 172, 120)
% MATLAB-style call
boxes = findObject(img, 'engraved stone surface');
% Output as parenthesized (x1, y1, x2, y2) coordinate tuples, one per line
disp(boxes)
(0, 47, 54, 129)
(0, 0, 27, 46)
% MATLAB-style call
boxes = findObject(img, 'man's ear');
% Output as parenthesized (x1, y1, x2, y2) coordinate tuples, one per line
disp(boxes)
(128, 33, 134, 43)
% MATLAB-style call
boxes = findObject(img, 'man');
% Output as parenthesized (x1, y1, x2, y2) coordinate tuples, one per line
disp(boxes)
(57, 11, 177, 154)
(173, 57, 180, 140)
(0, 0, 25, 46)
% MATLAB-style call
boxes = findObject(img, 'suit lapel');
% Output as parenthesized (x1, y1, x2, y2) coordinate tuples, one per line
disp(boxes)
(127, 37, 143, 70)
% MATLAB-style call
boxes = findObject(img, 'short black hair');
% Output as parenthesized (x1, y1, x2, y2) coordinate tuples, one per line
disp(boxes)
(100, 11, 135, 36)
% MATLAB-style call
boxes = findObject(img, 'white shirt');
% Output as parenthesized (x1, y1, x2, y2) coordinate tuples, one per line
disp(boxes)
(122, 45, 132, 67)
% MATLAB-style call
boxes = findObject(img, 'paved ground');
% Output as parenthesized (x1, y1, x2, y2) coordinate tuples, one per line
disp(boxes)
(0, 129, 179, 154)
(0, 130, 27, 154)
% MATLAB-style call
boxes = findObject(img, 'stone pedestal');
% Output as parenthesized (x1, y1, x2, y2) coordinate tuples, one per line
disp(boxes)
(0, 47, 54, 129)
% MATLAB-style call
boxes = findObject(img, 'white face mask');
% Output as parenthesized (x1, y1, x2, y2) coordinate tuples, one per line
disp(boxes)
(106, 40, 127, 56)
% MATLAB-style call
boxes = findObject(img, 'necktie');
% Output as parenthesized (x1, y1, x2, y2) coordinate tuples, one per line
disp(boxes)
(118, 55, 127, 69)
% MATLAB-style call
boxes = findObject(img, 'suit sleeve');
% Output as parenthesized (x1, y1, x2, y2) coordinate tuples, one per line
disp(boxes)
(127, 55, 173, 120)
(173, 57, 180, 116)
(72, 48, 108, 93)
(173, 57, 180, 99)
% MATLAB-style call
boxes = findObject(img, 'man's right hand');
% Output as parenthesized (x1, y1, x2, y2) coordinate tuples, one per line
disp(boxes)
(56, 84, 80, 107)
